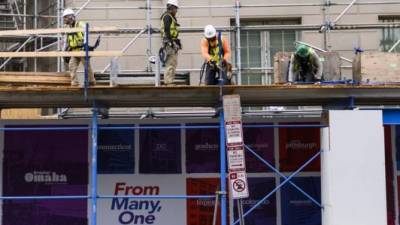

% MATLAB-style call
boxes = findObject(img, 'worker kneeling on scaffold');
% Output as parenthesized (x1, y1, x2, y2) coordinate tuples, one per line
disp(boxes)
(200, 25, 233, 85)
(288, 44, 323, 84)
(63, 8, 96, 87)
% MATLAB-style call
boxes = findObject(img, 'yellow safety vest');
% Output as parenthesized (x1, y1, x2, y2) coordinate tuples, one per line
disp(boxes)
(161, 13, 179, 39)
(67, 21, 85, 50)
(208, 38, 224, 65)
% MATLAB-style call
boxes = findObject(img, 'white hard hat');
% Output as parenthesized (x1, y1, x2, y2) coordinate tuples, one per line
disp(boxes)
(204, 25, 217, 39)
(63, 8, 75, 17)
(167, 0, 179, 8)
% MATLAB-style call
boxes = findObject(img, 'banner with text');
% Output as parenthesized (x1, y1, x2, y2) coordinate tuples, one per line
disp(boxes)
(139, 125, 181, 174)
(279, 123, 321, 172)
(98, 125, 135, 174)
(2, 125, 88, 225)
(98, 175, 186, 225)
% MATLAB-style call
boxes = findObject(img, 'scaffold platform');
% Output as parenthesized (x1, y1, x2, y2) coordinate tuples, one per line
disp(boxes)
(1, 84, 400, 108)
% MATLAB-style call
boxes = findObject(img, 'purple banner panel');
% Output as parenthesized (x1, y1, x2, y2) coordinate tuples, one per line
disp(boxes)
(281, 177, 321, 225)
(98, 125, 135, 174)
(243, 124, 275, 172)
(233, 178, 276, 225)
(186, 124, 220, 173)
(3, 125, 88, 225)
(139, 124, 181, 174)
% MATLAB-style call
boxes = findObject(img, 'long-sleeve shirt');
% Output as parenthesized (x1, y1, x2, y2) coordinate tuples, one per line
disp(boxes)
(288, 50, 323, 82)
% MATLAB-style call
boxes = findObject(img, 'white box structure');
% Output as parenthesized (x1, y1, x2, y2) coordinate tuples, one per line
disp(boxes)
(321, 110, 387, 225)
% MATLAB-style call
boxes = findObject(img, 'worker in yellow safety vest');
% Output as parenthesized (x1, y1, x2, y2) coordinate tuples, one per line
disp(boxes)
(63, 8, 96, 87)
(160, 0, 181, 86)
(200, 25, 232, 85)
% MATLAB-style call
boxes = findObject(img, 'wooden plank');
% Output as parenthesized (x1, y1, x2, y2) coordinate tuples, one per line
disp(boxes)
(273, 52, 291, 83)
(353, 52, 400, 83)
(0, 26, 119, 36)
(0, 72, 70, 85)
(0, 51, 123, 58)
(0, 72, 69, 76)
(0, 109, 42, 119)
(0, 75, 70, 84)
(320, 52, 341, 81)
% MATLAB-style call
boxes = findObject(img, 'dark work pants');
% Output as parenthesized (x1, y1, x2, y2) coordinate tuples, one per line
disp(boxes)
(205, 64, 230, 85)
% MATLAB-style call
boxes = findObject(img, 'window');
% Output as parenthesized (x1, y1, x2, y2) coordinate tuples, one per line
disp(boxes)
(232, 18, 301, 85)
(379, 16, 400, 52)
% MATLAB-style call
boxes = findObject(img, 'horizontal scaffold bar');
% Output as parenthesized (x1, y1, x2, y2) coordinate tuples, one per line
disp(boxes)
(0, 26, 119, 36)
(0, 51, 123, 57)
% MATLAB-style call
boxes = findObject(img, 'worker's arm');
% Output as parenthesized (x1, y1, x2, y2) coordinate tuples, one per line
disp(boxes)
(222, 36, 231, 62)
(163, 15, 173, 41)
(311, 51, 323, 80)
(288, 54, 296, 82)
(201, 38, 212, 62)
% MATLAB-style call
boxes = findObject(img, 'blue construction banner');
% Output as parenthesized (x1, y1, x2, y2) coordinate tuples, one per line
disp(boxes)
(233, 178, 276, 225)
(281, 177, 321, 225)
(395, 126, 400, 170)
(186, 123, 220, 173)
(3, 125, 88, 225)
(98, 125, 135, 174)
(139, 124, 181, 173)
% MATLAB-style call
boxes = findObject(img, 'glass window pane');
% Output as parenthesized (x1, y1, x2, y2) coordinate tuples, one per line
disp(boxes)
(380, 17, 400, 52)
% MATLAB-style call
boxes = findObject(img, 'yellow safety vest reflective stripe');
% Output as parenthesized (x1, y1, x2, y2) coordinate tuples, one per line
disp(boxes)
(208, 38, 224, 65)
(161, 13, 179, 39)
(67, 21, 85, 50)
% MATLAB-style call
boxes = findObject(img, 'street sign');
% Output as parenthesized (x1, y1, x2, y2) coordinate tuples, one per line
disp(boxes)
(229, 171, 249, 199)
(223, 95, 249, 199)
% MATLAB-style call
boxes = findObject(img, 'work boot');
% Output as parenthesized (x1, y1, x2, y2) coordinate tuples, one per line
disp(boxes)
(71, 81, 79, 86)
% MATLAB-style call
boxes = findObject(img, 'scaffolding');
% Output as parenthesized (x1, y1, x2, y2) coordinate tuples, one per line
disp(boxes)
(0, 1, 398, 225)
(0, 0, 400, 85)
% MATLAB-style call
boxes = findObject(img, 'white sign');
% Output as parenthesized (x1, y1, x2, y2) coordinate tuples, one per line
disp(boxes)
(225, 121, 243, 145)
(227, 146, 246, 171)
(98, 175, 186, 225)
(229, 171, 249, 199)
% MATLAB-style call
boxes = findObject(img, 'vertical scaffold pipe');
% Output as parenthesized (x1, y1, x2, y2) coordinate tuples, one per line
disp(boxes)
(235, 0, 242, 85)
(91, 107, 99, 225)
(84, 23, 90, 99)
(146, 0, 153, 72)
(219, 109, 227, 225)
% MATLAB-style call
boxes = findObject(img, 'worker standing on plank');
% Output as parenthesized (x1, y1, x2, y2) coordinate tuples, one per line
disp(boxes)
(63, 8, 96, 87)
(288, 44, 323, 83)
(160, 0, 181, 86)
(201, 25, 232, 85)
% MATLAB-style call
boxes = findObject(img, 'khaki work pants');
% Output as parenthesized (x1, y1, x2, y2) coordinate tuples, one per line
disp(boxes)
(69, 56, 95, 86)
(164, 45, 178, 85)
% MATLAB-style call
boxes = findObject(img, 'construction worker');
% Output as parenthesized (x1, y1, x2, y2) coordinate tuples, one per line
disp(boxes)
(201, 25, 232, 85)
(160, 0, 181, 86)
(288, 44, 322, 83)
(63, 8, 96, 87)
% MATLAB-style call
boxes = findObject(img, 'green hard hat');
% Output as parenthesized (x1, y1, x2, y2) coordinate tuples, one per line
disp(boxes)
(296, 44, 310, 58)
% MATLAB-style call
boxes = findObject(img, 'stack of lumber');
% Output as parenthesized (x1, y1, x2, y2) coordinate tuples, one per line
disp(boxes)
(0, 72, 70, 85)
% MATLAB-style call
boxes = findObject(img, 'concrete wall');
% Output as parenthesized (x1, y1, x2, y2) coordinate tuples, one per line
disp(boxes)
(65, 0, 400, 83)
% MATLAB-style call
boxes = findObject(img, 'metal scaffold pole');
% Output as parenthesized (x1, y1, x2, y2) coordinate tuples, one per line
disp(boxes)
(146, 0, 153, 72)
(34, 0, 38, 72)
(91, 106, 99, 225)
(235, 0, 242, 85)
(219, 108, 227, 225)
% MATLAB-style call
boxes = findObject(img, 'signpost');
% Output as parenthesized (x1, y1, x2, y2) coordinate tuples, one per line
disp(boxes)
(223, 95, 248, 225)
